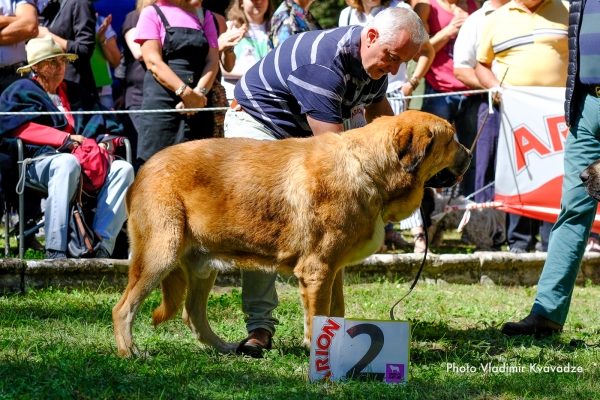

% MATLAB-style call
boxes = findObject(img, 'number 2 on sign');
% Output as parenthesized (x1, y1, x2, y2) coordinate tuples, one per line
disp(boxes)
(345, 324, 384, 378)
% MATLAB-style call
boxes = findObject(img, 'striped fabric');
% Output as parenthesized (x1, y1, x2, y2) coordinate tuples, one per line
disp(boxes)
(491, 28, 568, 54)
(399, 209, 423, 230)
(477, 0, 569, 87)
(234, 26, 388, 139)
(578, 0, 600, 85)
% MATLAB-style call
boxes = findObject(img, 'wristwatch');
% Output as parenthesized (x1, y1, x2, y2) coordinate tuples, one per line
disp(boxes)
(175, 84, 188, 97)
(198, 87, 207, 95)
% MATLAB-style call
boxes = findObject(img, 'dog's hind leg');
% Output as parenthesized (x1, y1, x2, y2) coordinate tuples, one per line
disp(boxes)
(183, 269, 238, 354)
(152, 267, 187, 327)
(112, 252, 176, 358)
(113, 230, 182, 358)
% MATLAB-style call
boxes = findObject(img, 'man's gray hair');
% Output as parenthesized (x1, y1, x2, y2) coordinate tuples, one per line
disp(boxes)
(365, 7, 429, 47)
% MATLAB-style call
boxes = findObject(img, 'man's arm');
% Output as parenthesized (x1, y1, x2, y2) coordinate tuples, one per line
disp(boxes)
(365, 97, 394, 123)
(0, 16, 16, 29)
(0, 3, 38, 46)
(475, 62, 501, 89)
(306, 116, 343, 136)
(454, 67, 485, 89)
(475, 62, 502, 103)
(452, 13, 484, 90)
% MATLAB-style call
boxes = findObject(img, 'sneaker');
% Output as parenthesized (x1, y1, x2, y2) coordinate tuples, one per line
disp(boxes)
(94, 243, 111, 259)
(45, 250, 67, 260)
(509, 247, 527, 254)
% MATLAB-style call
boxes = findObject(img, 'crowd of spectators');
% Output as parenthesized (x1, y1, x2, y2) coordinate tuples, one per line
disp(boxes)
(0, 0, 589, 259)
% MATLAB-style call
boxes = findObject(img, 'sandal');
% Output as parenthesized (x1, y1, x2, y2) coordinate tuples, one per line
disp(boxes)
(413, 232, 432, 254)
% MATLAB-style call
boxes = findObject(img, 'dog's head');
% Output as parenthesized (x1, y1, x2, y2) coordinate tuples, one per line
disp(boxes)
(388, 110, 471, 188)
(344, 110, 470, 222)
(581, 159, 600, 201)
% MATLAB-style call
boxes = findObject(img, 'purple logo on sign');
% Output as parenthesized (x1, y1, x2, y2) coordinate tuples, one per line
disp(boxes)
(385, 364, 405, 383)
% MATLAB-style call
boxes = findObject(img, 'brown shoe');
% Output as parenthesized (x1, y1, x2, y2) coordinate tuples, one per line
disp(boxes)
(501, 312, 563, 337)
(236, 328, 272, 358)
(384, 229, 411, 251)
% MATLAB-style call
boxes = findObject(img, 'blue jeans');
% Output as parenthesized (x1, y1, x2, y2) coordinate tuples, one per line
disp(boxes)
(474, 101, 501, 203)
(532, 91, 600, 325)
(27, 154, 134, 254)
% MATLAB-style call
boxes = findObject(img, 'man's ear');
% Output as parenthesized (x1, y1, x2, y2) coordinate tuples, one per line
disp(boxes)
(365, 27, 379, 47)
(397, 126, 434, 173)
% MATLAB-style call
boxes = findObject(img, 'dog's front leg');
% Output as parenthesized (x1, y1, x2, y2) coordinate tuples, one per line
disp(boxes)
(329, 268, 345, 317)
(295, 260, 337, 348)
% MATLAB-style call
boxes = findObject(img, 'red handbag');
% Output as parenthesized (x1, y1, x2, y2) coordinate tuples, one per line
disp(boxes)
(71, 138, 112, 193)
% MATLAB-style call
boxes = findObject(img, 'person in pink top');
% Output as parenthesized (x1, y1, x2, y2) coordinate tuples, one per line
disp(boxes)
(414, 0, 479, 198)
(134, 0, 219, 166)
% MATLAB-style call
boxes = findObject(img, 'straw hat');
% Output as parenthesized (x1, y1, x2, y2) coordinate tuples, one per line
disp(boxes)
(17, 35, 78, 74)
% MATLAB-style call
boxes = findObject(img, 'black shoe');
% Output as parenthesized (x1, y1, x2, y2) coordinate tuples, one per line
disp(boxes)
(25, 236, 45, 251)
(236, 328, 272, 358)
(94, 243, 111, 258)
(45, 249, 67, 260)
(501, 312, 563, 337)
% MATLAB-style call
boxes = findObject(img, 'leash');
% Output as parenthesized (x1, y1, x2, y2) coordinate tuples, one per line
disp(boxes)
(469, 69, 508, 154)
(389, 206, 428, 320)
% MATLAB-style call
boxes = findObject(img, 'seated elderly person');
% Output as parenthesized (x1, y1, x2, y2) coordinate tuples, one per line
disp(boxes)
(0, 36, 134, 259)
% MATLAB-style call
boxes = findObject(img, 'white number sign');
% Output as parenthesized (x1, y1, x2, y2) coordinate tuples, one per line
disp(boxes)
(309, 316, 410, 383)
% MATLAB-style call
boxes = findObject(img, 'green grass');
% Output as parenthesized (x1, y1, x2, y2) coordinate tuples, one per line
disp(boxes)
(1, 281, 599, 399)
(0, 226, 46, 259)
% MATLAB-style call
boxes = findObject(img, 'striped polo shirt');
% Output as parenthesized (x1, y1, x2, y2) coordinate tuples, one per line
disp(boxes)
(476, 0, 569, 87)
(234, 26, 388, 139)
(579, 0, 600, 85)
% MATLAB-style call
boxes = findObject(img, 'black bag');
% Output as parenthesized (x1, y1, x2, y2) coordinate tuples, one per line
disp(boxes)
(67, 179, 97, 258)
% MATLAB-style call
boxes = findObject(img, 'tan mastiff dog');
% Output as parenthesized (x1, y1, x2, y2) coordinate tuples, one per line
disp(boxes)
(113, 110, 471, 357)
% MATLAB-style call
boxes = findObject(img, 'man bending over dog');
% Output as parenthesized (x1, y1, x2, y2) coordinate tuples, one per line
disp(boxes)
(225, 7, 429, 357)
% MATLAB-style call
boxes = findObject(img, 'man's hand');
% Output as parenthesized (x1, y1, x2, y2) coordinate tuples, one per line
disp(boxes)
(475, 62, 504, 105)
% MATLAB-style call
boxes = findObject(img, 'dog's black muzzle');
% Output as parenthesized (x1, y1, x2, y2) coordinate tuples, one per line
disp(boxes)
(425, 168, 463, 188)
(425, 147, 472, 189)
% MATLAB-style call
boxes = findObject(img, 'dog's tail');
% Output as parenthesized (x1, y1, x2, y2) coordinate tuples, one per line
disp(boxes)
(152, 267, 187, 327)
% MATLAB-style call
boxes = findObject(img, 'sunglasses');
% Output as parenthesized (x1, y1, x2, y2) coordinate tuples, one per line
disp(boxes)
(43, 57, 69, 68)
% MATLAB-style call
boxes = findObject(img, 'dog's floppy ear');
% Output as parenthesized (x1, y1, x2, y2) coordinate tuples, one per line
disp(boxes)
(397, 124, 434, 173)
